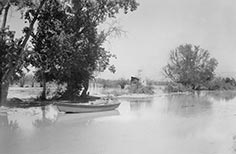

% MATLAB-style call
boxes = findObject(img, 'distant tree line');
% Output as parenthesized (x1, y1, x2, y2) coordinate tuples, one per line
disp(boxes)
(96, 78, 155, 94)
(96, 78, 130, 89)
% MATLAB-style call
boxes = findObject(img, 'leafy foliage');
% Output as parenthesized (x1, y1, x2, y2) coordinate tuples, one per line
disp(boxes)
(0, 0, 45, 105)
(117, 78, 129, 89)
(208, 77, 236, 90)
(96, 78, 129, 89)
(128, 82, 154, 94)
(163, 44, 218, 90)
(0, 0, 47, 105)
(0, 28, 25, 83)
(29, 0, 138, 99)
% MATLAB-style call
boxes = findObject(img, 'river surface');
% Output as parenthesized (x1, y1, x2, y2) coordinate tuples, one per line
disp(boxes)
(1, 91, 236, 154)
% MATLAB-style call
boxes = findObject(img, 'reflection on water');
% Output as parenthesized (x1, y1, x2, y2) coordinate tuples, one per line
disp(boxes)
(0, 112, 9, 127)
(33, 106, 58, 128)
(166, 94, 212, 117)
(0, 105, 58, 132)
(206, 90, 236, 101)
(129, 98, 153, 111)
(57, 109, 120, 124)
(165, 91, 236, 117)
(2, 91, 235, 132)
(0, 105, 120, 132)
(1, 91, 236, 154)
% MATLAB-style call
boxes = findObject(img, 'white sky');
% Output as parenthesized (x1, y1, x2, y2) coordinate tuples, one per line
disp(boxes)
(99, 0, 236, 80)
(5, 0, 236, 80)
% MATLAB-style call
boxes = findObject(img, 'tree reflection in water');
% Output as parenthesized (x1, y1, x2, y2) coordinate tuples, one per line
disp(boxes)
(0, 111, 18, 130)
(0, 105, 58, 132)
(205, 91, 236, 102)
(166, 91, 236, 117)
(129, 98, 154, 111)
(0, 112, 9, 127)
(0, 105, 58, 154)
(33, 105, 58, 128)
(0, 111, 19, 154)
(166, 93, 212, 117)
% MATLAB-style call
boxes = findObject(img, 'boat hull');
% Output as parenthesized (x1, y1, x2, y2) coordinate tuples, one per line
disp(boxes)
(57, 102, 120, 113)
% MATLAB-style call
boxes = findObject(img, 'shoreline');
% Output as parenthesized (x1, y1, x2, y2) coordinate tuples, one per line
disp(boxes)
(4, 85, 236, 108)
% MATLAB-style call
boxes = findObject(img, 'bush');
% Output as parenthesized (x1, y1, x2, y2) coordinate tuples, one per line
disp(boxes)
(100, 89, 127, 96)
(127, 83, 154, 94)
(165, 77, 236, 92)
(208, 77, 236, 90)
(117, 78, 129, 89)
(96, 78, 129, 89)
(164, 82, 193, 92)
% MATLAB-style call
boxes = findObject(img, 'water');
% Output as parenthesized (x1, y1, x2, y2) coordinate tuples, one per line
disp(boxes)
(1, 91, 236, 154)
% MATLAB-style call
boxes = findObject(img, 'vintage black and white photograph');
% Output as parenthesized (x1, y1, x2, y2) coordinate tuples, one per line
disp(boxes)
(1, 0, 236, 154)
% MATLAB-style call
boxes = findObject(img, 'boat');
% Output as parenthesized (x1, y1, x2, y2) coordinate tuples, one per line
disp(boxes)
(56, 101, 121, 113)
(57, 110, 120, 122)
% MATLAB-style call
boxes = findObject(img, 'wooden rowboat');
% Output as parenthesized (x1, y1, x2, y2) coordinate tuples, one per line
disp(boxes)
(56, 101, 121, 113)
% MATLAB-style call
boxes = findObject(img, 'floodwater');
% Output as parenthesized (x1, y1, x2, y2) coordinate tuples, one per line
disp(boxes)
(1, 91, 236, 154)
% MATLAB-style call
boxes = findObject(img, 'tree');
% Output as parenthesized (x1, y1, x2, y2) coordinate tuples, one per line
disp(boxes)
(30, 0, 68, 100)
(117, 78, 129, 89)
(163, 44, 218, 90)
(30, 0, 138, 100)
(0, 0, 47, 105)
(0, 0, 138, 104)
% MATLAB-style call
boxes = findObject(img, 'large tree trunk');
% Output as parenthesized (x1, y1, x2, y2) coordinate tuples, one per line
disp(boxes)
(81, 79, 89, 98)
(62, 80, 80, 100)
(1, 2, 10, 30)
(40, 73, 47, 100)
(31, 79, 34, 87)
(0, 2, 10, 107)
(66, 80, 75, 98)
(19, 77, 25, 87)
(0, 82, 9, 106)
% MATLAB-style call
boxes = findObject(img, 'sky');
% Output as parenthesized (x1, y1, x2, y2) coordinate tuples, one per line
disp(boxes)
(99, 0, 236, 80)
(4, 0, 236, 80)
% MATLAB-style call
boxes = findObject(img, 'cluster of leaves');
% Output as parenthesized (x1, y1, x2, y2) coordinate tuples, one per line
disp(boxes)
(30, 0, 68, 81)
(163, 44, 218, 90)
(0, 28, 25, 83)
(1, 0, 46, 86)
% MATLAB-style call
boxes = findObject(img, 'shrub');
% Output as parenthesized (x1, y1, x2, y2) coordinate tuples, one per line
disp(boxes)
(208, 77, 236, 90)
(117, 78, 129, 89)
(164, 82, 193, 92)
(128, 83, 154, 94)
(165, 77, 236, 92)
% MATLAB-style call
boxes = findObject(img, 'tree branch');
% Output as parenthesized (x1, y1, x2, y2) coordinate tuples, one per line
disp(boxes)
(1, 2, 10, 30)
(2, 0, 47, 83)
